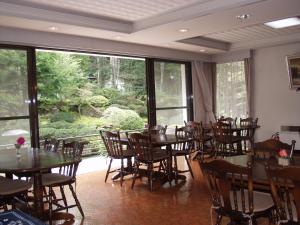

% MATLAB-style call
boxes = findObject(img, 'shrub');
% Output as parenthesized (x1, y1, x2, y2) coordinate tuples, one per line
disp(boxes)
(99, 106, 144, 130)
(87, 95, 108, 107)
(50, 111, 77, 123)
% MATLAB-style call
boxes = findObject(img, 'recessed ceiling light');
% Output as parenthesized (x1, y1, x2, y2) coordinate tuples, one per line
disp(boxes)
(200, 49, 206, 52)
(236, 14, 251, 20)
(178, 28, 189, 33)
(264, 17, 300, 29)
(48, 26, 58, 31)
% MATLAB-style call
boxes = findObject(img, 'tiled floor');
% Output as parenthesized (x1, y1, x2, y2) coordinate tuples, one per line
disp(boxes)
(57, 156, 269, 225)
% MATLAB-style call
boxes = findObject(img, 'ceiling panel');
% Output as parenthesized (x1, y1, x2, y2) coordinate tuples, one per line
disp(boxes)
(203, 24, 300, 43)
(3, 0, 204, 22)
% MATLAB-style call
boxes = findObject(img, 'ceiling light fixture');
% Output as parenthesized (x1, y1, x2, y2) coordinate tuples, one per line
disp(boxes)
(178, 28, 189, 33)
(200, 49, 206, 52)
(264, 17, 300, 29)
(236, 14, 251, 20)
(48, 26, 58, 31)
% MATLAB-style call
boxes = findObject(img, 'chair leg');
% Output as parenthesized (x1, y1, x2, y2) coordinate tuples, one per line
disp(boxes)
(174, 156, 178, 184)
(60, 186, 68, 210)
(148, 163, 153, 192)
(105, 158, 113, 182)
(184, 155, 194, 179)
(69, 184, 84, 218)
(215, 214, 222, 225)
(120, 159, 124, 187)
(131, 161, 139, 189)
(48, 187, 53, 225)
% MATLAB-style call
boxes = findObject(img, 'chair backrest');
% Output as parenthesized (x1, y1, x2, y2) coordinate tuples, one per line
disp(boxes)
(199, 159, 253, 215)
(173, 126, 191, 151)
(254, 139, 296, 159)
(218, 117, 237, 126)
(184, 121, 203, 139)
(99, 130, 123, 157)
(43, 138, 60, 152)
(240, 118, 258, 137)
(148, 125, 167, 135)
(128, 133, 153, 161)
(60, 141, 84, 178)
(211, 121, 232, 140)
(265, 164, 300, 222)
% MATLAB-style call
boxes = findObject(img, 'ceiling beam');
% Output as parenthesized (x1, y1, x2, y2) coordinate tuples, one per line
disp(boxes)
(0, 2, 133, 33)
(177, 37, 230, 51)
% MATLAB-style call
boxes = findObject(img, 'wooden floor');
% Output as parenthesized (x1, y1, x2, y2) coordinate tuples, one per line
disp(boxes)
(58, 157, 269, 225)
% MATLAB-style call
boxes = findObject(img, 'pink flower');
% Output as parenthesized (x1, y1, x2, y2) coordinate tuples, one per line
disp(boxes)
(16, 137, 25, 145)
(278, 149, 288, 158)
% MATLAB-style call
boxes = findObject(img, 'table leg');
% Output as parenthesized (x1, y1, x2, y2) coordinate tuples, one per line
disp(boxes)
(33, 172, 44, 220)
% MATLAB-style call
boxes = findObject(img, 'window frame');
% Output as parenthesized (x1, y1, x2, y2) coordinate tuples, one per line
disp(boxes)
(0, 44, 193, 147)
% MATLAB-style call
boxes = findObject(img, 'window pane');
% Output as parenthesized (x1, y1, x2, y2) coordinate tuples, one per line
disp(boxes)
(156, 109, 187, 127)
(216, 61, 247, 118)
(0, 120, 31, 150)
(154, 62, 187, 108)
(36, 50, 146, 155)
(0, 49, 29, 117)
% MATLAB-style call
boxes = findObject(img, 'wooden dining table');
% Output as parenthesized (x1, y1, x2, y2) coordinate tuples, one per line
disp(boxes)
(0, 148, 80, 221)
(223, 154, 300, 187)
(120, 133, 194, 182)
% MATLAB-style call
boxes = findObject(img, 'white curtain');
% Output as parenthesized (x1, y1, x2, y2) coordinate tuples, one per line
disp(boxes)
(215, 61, 247, 119)
(244, 58, 252, 116)
(192, 61, 215, 123)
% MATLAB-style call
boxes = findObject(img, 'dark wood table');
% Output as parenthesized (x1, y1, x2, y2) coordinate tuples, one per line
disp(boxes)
(121, 133, 194, 182)
(0, 148, 80, 220)
(223, 154, 300, 186)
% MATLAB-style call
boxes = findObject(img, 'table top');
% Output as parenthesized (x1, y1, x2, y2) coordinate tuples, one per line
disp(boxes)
(0, 148, 80, 173)
(121, 133, 193, 146)
(223, 154, 300, 184)
(203, 124, 260, 131)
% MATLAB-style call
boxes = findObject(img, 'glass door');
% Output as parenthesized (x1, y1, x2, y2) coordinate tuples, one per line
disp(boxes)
(0, 47, 33, 149)
(152, 60, 192, 127)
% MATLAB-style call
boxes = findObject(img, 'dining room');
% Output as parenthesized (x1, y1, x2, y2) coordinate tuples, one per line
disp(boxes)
(0, 0, 300, 225)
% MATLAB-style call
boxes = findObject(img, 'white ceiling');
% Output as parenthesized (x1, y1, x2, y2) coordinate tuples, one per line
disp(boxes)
(0, 0, 299, 54)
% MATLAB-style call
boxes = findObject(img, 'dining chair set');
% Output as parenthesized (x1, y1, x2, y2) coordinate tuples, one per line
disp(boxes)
(199, 137, 298, 225)
(210, 117, 259, 157)
(0, 139, 85, 225)
(100, 124, 195, 191)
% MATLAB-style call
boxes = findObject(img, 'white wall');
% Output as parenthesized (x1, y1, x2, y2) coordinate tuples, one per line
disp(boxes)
(253, 43, 300, 147)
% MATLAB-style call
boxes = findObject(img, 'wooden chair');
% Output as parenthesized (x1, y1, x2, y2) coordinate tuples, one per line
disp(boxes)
(41, 141, 84, 224)
(0, 176, 32, 211)
(254, 139, 296, 159)
(148, 125, 167, 135)
(265, 164, 300, 224)
(100, 130, 134, 186)
(171, 126, 194, 182)
(240, 118, 258, 151)
(211, 121, 242, 156)
(185, 121, 213, 159)
(43, 138, 60, 152)
(199, 159, 274, 225)
(128, 132, 170, 191)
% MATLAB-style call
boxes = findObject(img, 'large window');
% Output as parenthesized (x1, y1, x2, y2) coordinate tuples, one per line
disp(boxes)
(153, 61, 192, 127)
(36, 50, 146, 155)
(0, 48, 31, 150)
(0, 44, 193, 153)
(216, 61, 247, 118)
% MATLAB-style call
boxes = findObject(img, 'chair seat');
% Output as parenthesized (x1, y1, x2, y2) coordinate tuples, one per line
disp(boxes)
(171, 149, 189, 156)
(0, 176, 31, 196)
(229, 190, 274, 214)
(138, 151, 169, 163)
(41, 173, 74, 186)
